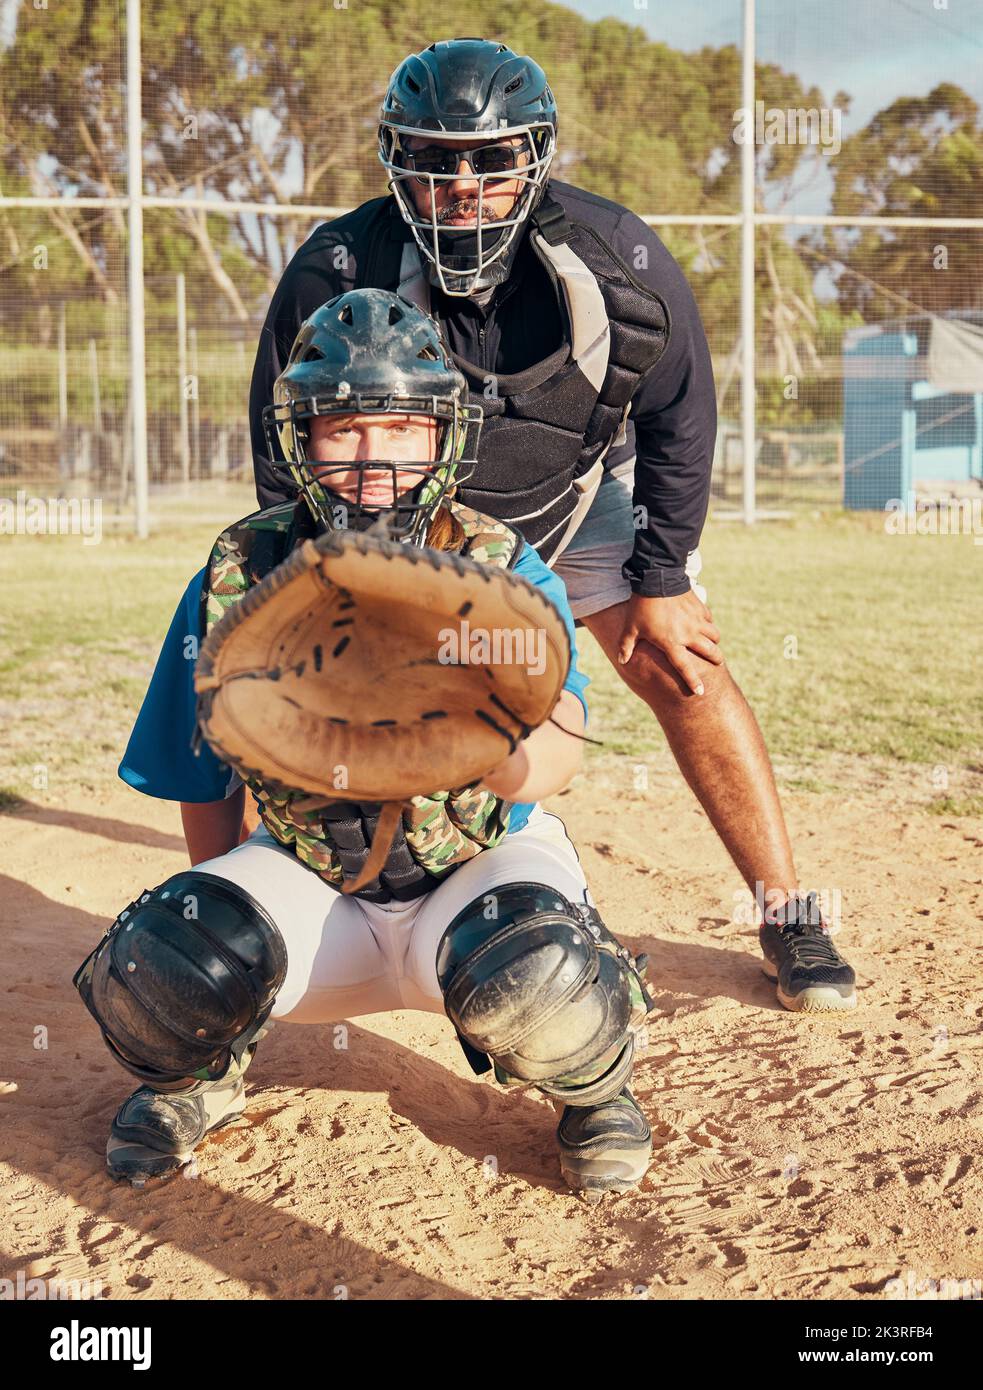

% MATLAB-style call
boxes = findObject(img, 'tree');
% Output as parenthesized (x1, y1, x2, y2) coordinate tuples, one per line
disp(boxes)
(825, 83, 983, 318)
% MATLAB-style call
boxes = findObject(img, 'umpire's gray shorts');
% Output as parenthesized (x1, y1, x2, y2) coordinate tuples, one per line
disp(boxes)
(553, 456, 706, 621)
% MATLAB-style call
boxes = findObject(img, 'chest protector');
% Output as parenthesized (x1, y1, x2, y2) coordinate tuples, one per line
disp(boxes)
(357, 191, 671, 565)
(200, 501, 523, 903)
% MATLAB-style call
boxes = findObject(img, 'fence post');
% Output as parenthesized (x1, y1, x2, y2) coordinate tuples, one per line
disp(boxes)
(89, 338, 103, 433)
(212, 428, 229, 478)
(189, 325, 200, 479)
(176, 271, 190, 489)
(126, 0, 149, 537)
(57, 302, 68, 431)
(57, 302, 69, 484)
(741, 0, 757, 525)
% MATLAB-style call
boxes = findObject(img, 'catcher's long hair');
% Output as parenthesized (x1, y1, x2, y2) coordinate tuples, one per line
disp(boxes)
(426, 500, 466, 552)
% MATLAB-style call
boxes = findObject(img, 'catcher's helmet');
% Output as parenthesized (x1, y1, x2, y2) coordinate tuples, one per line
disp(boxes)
(378, 38, 557, 297)
(263, 288, 482, 544)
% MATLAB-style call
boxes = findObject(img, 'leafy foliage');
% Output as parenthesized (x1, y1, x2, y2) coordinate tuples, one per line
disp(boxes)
(1, 3, 981, 426)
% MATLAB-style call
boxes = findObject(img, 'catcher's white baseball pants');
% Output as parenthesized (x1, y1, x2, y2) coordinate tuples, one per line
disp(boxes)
(192, 805, 592, 1024)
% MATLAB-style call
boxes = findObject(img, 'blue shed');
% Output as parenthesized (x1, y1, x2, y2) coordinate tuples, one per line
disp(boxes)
(843, 311, 983, 509)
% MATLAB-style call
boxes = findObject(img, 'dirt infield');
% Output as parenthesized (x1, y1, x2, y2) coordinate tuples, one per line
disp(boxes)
(1, 768, 980, 1301)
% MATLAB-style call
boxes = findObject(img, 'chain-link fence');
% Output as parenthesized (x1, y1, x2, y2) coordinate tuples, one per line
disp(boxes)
(2, 0, 982, 528)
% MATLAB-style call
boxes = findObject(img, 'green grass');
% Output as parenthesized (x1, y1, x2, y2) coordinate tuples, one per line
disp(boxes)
(0, 484, 257, 796)
(1, 494, 981, 810)
(577, 507, 983, 802)
(926, 795, 983, 818)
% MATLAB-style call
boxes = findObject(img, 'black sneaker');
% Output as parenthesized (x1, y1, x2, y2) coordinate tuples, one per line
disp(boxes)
(555, 1087, 652, 1201)
(759, 892, 857, 1013)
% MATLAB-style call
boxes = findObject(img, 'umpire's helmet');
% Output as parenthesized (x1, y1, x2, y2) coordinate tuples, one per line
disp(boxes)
(378, 38, 558, 297)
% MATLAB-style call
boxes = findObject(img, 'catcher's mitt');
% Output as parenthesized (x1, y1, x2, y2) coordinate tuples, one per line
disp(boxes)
(194, 527, 571, 893)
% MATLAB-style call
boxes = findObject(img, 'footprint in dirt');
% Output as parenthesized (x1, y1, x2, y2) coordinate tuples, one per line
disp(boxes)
(942, 1154, 972, 1190)
(686, 1119, 738, 1149)
(77, 1218, 124, 1265)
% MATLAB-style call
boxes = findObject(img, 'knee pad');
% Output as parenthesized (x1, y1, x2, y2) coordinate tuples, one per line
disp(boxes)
(74, 872, 288, 1091)
(436, 883, 652, 1107)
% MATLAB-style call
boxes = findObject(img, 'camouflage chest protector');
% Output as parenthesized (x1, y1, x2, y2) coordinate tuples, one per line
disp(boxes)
(200, 498, 523, 903)
(363, 191, 671, 566)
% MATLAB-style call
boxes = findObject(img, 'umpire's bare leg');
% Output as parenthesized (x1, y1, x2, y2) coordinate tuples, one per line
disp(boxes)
(556, 461, 857, 1013)
(583, 599, 796, 898)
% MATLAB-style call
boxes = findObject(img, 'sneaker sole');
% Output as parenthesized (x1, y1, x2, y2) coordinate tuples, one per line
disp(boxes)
(579, 1186, 638, 1205)
(761, 963, 857, 1013)
(559, 1147, 652, 1196)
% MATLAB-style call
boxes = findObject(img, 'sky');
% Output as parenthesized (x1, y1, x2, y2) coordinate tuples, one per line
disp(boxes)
(565, 0, 983, 214)
(566, 0, 983, 125)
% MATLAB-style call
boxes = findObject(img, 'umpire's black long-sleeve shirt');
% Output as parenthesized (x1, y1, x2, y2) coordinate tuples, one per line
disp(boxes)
(248, 179, 717, 598)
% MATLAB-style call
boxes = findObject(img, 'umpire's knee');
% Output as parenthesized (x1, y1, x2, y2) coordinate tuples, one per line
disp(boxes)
(616, 639, 730, 710)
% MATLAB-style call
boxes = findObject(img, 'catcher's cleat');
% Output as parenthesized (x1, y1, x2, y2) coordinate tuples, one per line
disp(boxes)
(106, 1074, 246, 1184)
(104, 1026, 268, 1184)
(759, 892, 857, 1013)
(555, 1087, 652, 1199)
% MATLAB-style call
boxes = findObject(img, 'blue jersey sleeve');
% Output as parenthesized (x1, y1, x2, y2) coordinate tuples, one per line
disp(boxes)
(511, 541, 590, 723)
(506, 542, 590, 837)
(118, 569, 242, 803)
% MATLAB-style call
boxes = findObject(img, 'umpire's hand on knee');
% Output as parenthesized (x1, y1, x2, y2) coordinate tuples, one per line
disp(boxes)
(617, 590, 723, 697)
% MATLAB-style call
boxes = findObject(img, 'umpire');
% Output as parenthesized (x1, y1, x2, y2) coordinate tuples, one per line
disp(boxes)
(248, 37, 856, 1015)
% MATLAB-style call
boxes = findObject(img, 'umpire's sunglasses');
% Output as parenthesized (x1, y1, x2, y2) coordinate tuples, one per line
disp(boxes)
(400, 141, 525, 183)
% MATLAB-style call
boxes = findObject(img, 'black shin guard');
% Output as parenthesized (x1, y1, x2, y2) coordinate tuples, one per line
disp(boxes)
(437, 883, 653, 1107)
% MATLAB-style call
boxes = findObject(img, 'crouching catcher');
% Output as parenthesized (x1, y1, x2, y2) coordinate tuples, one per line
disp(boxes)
(74, 289, 655, 1199)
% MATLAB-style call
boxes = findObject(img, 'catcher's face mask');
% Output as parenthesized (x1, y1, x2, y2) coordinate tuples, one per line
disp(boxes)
(263, 290, 483, 545)
(264, 390, 481, 544)
(308, 412, 439, 506)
